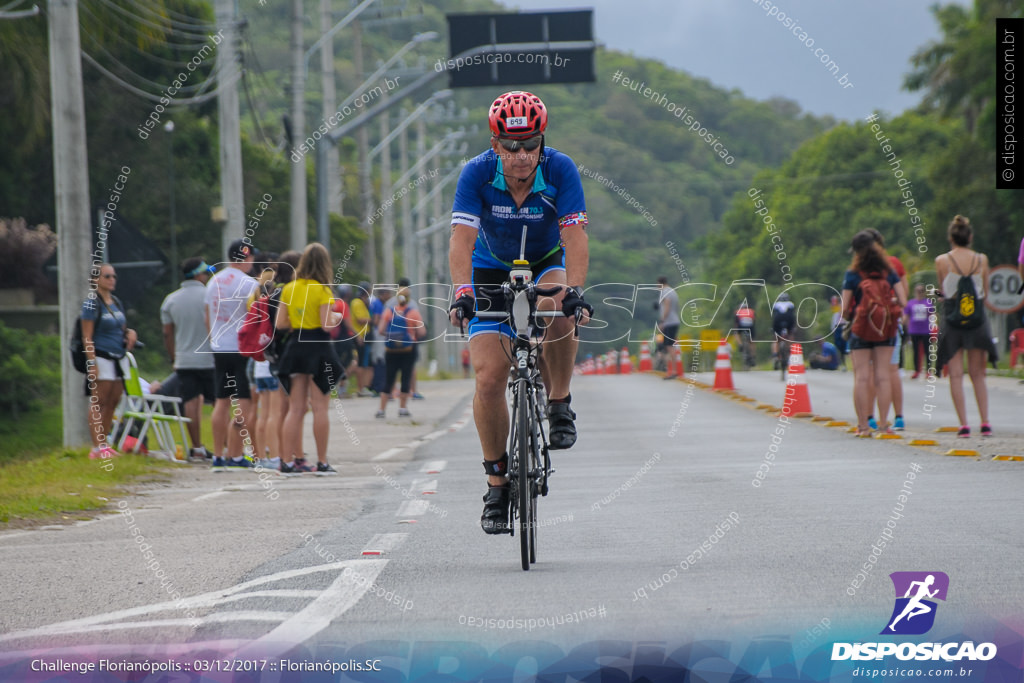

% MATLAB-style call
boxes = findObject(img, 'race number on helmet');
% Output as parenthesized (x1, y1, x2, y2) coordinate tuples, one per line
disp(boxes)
(488, 91, 548, 139)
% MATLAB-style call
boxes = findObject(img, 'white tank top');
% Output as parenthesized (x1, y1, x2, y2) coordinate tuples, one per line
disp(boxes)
(941, 252, 984, 299)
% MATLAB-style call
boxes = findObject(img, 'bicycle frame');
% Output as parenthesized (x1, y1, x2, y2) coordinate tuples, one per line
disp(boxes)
(476, 272, 565, 569)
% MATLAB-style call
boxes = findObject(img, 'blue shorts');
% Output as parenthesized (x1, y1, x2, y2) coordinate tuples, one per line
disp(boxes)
(468, 250, 565, 339)
(255, 376, 280, 392)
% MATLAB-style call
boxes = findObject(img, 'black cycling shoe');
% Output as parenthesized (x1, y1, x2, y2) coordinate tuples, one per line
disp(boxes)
(547, 402, 577, 450)
(480, 484, 510, 535)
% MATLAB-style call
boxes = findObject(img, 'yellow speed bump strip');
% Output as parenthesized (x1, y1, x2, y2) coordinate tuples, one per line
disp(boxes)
(876, 433, 902, 440)
(826, 421, 850, 427)
(812, 416, 833, 422)
(992, 455, 1024, 461)
(909, 439, 939, 446)
(935, 426, 960, 433)
(944, 449, 980, 457)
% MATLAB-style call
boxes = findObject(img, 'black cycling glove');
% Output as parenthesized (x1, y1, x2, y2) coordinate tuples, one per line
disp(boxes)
(450, 294, 476, 323)
(561, 286, 593, 320)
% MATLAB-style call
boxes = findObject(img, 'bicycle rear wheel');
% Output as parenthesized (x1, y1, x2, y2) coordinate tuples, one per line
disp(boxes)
(515, 379, 531, 571)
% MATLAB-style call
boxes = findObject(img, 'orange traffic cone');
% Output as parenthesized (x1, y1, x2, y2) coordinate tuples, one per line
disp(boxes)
(639, 341, 653, 372)
(620, 346, 632, 374)
(712, 339, 734, 390)
(780, 343, 813, 417)
(675, 344, 685, 379)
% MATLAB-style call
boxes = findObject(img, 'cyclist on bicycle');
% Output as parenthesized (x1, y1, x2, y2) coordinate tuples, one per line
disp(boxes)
(448, 91, 593, 535)
(771, 291, 797, 366)
(734, 300, 756, 367)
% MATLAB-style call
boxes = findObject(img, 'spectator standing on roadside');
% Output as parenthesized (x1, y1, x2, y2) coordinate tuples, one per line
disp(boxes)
(330, 284, 358, 395)
(275, 243, 344, 475)
(369, 287, 393, 394)
(656, 276, 680, 379)
(386, 277, 425, 399)
(842, 230, 906, 437)
(935, 215, 996, 438)
(248, 260, 280, 462)
(905, 283, 934, 379)
(160, 256, 216, 459)
(377, 287, 426, 419)
(350, 282, 375, 396)
(81, 263, 137, 460)
(865, 228, 909, 430)
(204, 239, 258, 468)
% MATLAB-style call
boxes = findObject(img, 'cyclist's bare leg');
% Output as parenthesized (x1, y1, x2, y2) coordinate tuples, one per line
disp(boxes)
(536, 269, 575, 400)
(470, 332, 513, 486)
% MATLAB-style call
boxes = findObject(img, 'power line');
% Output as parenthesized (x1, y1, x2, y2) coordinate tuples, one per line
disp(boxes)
(81, 32, 218, 95)
(81, 50, 235, 105)
(241, 70, 272, 146)
(119, 0, 218, 31)
(81, 0, 211, 50)
(78, 1, 207, 68)
(88, 0, 213, 40)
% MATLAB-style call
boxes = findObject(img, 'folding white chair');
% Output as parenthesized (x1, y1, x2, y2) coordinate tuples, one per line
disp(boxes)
(113, 353, 192, 460)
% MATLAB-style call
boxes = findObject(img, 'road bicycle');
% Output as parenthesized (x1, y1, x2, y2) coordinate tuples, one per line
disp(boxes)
(476, 270, 575, 569)
(736, 331, 756, 370)
(458, 229, 580, 570)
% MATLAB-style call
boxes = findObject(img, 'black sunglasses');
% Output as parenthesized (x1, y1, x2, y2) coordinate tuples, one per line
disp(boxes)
(498, 135, 543, 153)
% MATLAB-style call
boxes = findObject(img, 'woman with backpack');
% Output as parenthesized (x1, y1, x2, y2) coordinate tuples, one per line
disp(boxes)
(81, 263, 137, 459)
(841, 231, 907, 437)
(275, 243, 344, 475)
(376, 287, 425, 419)
(935, 215, 996, 437)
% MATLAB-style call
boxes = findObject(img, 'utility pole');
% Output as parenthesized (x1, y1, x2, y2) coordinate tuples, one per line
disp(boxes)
(431, 161, 447, 373)
(379, 93, 395, 283)
(398, 107, 413, 285)
(289, 0, 307, 250)
(216, 0, 244, 254)
(354, 19, 377, 281)
(320, 0, 342, 217)
(49, 0, 91, 447)
(414, 116, 426, 282)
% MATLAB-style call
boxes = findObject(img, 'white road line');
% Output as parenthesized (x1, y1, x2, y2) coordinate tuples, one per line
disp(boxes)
(372, 447, 406, 461)
(0, 561, 366, 644)
(0, 532, 33, 543)
(361, 533, 408, 555)
(410, 479, 438, 494)
(420, 430, 447, 442)
(240, 560, 388, 655)
(396, 500, 431, 516)
(191, 490, 228, 502)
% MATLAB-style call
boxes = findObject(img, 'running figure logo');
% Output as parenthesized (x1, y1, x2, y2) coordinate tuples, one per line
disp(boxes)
(881, 571, 949, 635)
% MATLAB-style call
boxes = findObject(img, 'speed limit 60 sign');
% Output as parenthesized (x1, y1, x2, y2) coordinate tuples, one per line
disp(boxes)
(986, 265, 1024, 313)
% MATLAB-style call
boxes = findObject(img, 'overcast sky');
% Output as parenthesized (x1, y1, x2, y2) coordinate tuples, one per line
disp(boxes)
(499, 0, 966, 121)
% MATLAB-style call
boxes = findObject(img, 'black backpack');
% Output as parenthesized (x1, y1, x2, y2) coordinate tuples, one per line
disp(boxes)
(944, 254, 985, 330)
(69, 295, 126, 373)
(70, 318, 87, 373)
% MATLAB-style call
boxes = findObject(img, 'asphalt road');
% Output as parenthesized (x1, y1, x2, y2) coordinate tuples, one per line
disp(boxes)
(1, 373, 1021, 679)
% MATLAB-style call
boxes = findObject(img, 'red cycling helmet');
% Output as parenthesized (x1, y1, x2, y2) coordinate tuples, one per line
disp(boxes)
(488, 91, 548, 139)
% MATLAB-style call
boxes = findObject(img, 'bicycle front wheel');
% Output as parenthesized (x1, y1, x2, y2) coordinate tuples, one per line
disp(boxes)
(515, 378, 531, 571)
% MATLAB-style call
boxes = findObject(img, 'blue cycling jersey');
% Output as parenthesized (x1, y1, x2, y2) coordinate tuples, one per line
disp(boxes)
(451, 146, 588, 270)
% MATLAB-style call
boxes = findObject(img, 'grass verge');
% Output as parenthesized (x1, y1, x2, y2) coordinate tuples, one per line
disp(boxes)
(0, 404, 173, 526)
